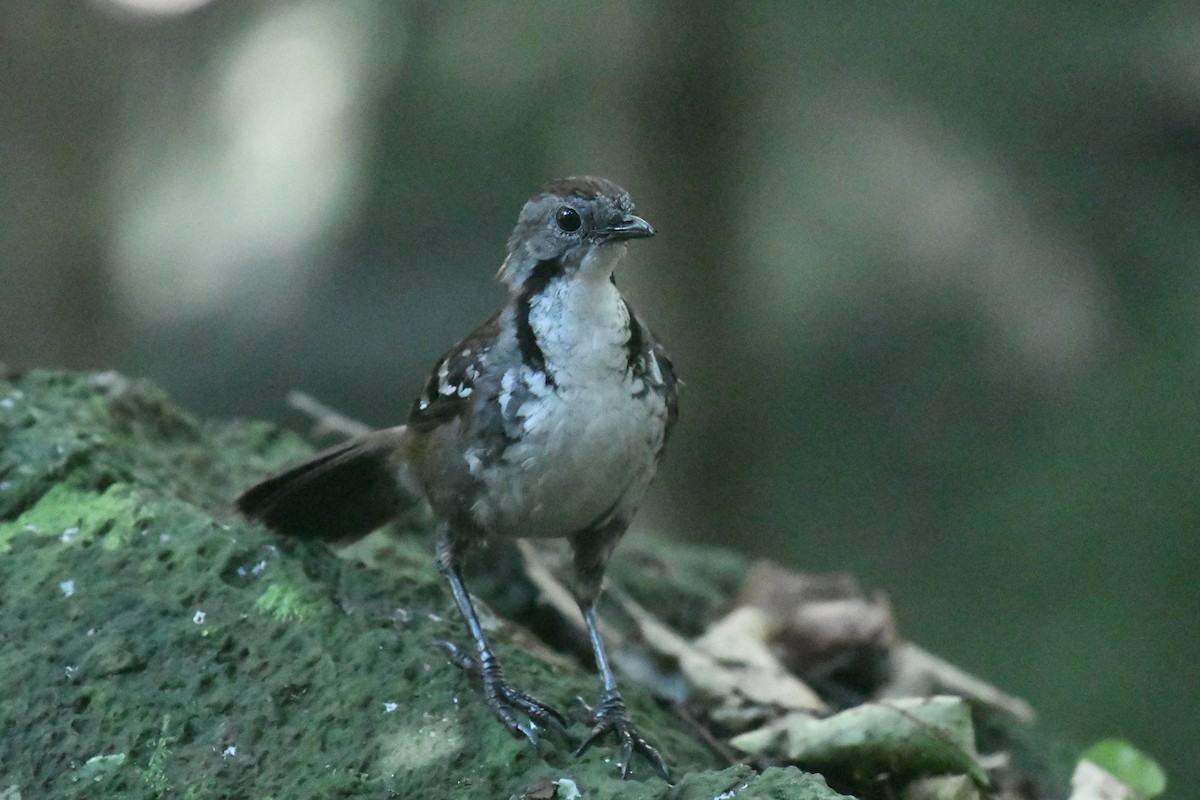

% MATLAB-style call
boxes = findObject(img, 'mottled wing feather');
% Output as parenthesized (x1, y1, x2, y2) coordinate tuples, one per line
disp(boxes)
(625, 303, 680, 442)
(650, 338, 680, 435)
(408, 311, 500, 433)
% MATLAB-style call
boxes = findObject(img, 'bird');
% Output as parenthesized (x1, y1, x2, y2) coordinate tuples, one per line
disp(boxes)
(235, 176, 679, 779)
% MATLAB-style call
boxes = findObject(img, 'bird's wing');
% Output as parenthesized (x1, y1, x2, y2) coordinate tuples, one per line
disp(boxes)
(407, 311, 501, 434)
(624, 302, 680, 439)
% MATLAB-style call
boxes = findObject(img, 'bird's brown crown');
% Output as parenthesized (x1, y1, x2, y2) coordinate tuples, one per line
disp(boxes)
(537, 176, 632, 210)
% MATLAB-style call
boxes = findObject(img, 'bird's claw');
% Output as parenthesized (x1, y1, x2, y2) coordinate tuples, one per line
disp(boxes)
(434, 640, 569, 743)
(484, 678, 568, 745)
(574, 691, 670, 780)
(432, 640, 474, 671)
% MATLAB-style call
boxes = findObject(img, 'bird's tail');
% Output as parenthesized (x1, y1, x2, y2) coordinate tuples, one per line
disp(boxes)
(235, 426, 420, 545)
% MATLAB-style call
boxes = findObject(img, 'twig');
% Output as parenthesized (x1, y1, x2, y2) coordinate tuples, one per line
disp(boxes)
(886, 642, 1036, 722)
(286, 390, 372, 440)
(669, 700, 744, 768)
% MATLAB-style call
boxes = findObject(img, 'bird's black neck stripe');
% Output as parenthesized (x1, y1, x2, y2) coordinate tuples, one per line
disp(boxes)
(624, 301, 644, 373)
(515, 258, 562, 378)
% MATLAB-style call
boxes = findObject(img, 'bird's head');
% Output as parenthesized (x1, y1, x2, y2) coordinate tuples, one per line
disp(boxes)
(498, 177, 655, 291)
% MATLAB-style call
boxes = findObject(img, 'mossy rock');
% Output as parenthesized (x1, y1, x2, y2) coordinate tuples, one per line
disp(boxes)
(0, 369, 856, 799)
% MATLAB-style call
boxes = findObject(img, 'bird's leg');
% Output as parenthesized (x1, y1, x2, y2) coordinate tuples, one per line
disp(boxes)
(570, 526, 670, 780)
(574, 603, 670, 779)
(434, 525, 567, 743)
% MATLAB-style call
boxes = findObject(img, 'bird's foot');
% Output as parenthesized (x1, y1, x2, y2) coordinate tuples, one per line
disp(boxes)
(575, 690, 670, 780)
(434, 640, 568, 744)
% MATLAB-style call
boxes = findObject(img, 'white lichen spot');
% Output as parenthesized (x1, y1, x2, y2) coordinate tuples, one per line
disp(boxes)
(87, 628, 97, 636)
(192, 610, 206, 624)
(59, 579, 75, 597)
(237, 559, 267, 578)
(61, 526, 81, 543)
(65, 664, 78, 679)
(383, 702, 398, 713)
(714, 784, 753, 800)
(222, 745, 237, 758)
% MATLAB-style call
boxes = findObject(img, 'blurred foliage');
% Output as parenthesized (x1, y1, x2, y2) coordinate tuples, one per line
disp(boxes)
(0, 1, 1195, 795)
(1082, 739, 1168, 799)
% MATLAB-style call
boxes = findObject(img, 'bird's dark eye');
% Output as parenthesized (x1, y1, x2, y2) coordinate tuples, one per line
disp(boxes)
(555, 206, 582, 233)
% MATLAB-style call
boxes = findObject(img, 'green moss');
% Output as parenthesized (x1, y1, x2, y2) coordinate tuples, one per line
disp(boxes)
(0, 369, 311, 523)
(0, 483, 141, 551)
(136, 717, 174, 796)
(253, 582, 327, 623)
(0, 370, 744, 798)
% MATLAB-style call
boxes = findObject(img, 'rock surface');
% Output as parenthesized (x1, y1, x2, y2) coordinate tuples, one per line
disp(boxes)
(0, 369, 855, 799)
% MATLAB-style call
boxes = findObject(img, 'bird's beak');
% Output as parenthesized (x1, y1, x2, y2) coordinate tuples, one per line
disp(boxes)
(601, 214, 656, 241)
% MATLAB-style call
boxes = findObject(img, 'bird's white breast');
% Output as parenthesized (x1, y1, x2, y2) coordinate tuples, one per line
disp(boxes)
(469, 274, 667, 538)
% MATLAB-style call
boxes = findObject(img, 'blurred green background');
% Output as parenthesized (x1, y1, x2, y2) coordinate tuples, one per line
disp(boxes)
(2, 1, 1195, 793)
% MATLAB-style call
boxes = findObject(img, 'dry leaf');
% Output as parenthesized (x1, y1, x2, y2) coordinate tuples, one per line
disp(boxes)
(692, 606, 827, 712)
(731, 695, 989, 788)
